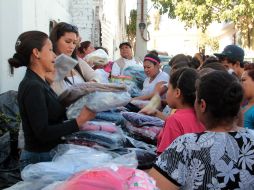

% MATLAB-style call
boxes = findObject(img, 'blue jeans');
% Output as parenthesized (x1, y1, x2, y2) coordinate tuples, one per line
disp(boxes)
(19, 150, 54, 171)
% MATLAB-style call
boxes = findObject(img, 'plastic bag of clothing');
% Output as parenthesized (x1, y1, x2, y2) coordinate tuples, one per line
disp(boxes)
(63, 130, 126, 150)
(58, 82, 127, 107)
(0, 132, 10, 164)
(21, 144, 112, 181)
(94, 69, 110, 83)
(124, 136, 156, 153)
(54, 166, 158, 190)
(67, 92, 131, 118)
(4, 178, 58, 190)
(0, 90, 20, 137)
(80, 121, 118, 133)
(0, 132, 21, 189)
(122, 66, 146, 90)
(0, 91, 21, 189)
(94, 110, 125, 126)
(126, 123, 161, 144)
(111, 148, 156, 170)
(54, 54, 78, 81)
(110, 76, 142, 97)
(85, 49, 109, 66)
(19, 144, 137, 190)
(122, 112, 164, 127)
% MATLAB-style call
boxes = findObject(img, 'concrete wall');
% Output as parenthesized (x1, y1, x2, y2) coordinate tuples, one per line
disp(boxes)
(0, 0, 127, 93)
(0, 0, 72, 93)
(101, 0, 126, 60)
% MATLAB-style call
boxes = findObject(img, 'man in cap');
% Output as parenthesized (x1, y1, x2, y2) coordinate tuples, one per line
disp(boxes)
(214, 45, 245, 78)
(111, 42, 142, 76)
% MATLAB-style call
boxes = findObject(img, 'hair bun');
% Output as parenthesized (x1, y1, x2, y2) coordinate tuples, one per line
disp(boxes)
(222, 82, 243, 105)
(8, 53, 27, 68)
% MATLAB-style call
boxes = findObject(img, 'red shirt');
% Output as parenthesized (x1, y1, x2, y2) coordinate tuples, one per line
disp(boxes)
(157, 108, 205, 154)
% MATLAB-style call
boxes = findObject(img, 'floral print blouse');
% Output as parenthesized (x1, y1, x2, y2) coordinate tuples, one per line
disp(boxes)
(154, 128, 254, 190)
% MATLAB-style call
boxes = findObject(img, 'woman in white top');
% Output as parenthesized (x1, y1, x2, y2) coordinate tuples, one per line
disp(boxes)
(48, 22, 98, 95)
(132, 53, 169, 101)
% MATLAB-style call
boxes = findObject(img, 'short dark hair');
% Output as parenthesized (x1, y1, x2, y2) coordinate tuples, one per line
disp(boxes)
(77, 41, 91, 53)
(149, 50, 159, 56)
(119, 42, 132, 49)
(169, 54, 191, 66)
(199, 62, 227, 72)
(197, 71, 243, 126)
(8, 31, 48, 68)
(144, 53, 161, 65)
(170, 67, 199, 106)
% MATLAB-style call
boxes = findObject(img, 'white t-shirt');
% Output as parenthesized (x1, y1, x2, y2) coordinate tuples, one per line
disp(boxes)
(141, 71, 169, 96)
(111, 58, 141, 76)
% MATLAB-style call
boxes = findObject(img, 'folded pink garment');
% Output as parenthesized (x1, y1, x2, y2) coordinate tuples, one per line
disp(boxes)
(80, 121, 117, 133)
(56, 166, 158, 190)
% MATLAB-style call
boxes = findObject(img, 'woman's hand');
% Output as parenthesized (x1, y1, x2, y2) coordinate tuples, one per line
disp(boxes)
(139, 107, 158, 116)
(76, 107, 96, 127)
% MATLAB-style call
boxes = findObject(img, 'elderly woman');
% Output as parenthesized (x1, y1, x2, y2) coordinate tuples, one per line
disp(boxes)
(149, 71, 254, 189)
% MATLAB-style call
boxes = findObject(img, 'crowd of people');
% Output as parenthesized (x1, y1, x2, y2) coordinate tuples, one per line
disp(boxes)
(6, 21, 254, 189)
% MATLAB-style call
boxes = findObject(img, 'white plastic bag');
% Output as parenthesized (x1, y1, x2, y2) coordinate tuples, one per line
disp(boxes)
(66, 91, 131, 119)
(54, 54, 78, 81)
(85, 49, 108, 66)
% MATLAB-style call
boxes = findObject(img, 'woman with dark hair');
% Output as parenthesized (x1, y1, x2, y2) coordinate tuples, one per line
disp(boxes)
(242, 63, 254, 129)
(49, 22, 98, 95)
(155, 68, 204, 154)
(77, 41, 95, 59)
(9, 31, 96, 170)
(149, 71, 254, 189)
(132, 53, 169, 101)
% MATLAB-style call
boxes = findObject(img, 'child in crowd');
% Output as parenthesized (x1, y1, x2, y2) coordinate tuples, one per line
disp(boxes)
(149, 71, 254, 189)
(142, 67, 204, 155)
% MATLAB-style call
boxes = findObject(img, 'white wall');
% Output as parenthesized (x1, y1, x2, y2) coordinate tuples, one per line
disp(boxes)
(0, 0, 126, 93)
(0, 0, 72, 93)
(101, 0, 126, 60)
(70, 0, 95, 42)
(0, 0, 25, 93)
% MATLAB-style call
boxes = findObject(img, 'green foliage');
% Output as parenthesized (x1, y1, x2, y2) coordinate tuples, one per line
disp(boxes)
(0, 112, 20, 136)
(126, 9, 137, 47)
(152, 0, 254, 38)
(199, 32, 219, 52)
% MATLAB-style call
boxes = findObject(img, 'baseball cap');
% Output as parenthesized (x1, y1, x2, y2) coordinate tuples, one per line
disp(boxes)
(119, 42, 132, 49)
(214, 45, 244, 64)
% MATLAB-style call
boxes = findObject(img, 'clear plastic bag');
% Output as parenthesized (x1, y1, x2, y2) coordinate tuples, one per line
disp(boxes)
(21, 144, 113, 181)
(54, 54, 78, 81)
(54, 166, 158, 190)
(110, 76, 142, 97)
(125, 122, 161, 144)
(85, 49, 109, 66)
(66, 91, 131, 118)
(121, 112, 164, 127)
(18, 144, 137, 190)
(58, 82, 127, 107)
(63, 130, 126, 150)
(122, 66, 146, 90)
(80, 121, 118, 133)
